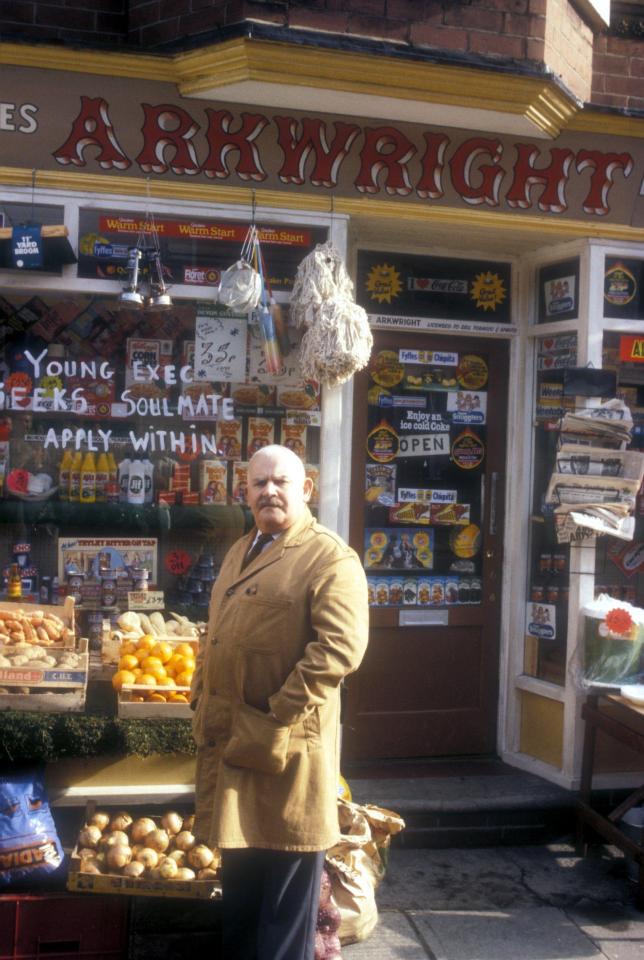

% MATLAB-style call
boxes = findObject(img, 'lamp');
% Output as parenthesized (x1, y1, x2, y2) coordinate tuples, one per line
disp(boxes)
(118, 247, 145, 308)
(146, 248, 173, 311)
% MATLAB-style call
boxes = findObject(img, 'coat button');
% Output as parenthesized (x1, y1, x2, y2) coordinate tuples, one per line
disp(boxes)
(225, 587, 235, 596)
(211, 637, 219, 646)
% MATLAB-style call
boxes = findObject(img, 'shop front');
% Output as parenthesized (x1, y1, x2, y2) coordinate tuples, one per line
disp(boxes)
(1, 45, 644, 801)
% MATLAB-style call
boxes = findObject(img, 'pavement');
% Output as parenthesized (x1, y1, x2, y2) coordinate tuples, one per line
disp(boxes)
(341, 842, 644, 960)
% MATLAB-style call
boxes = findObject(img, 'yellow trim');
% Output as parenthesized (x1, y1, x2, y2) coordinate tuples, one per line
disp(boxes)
(2, 37, 579, 139)
(2, 166, 643, 244)
(568, 111, 644, 139)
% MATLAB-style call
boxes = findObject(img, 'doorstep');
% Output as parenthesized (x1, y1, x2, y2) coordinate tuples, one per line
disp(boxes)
(344, 757, 577, 848)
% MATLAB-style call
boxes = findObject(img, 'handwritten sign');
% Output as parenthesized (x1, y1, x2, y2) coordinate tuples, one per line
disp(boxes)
(194, 312, 247, 382)
(127, 590, 165, 611)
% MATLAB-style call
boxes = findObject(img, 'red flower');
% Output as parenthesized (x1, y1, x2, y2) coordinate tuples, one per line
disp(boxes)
(605, 607, 634, 637)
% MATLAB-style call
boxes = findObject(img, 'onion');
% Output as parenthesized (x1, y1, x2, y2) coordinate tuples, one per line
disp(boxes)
(166, 850, 186, 866)
(182, 814, 195, 832)
(78, 825, 102, 848)
(80, 859, 103, 875)
(158, 857, 178, 879)
(174, 830, 196, 852)
(197, 867, 219, 881)
(122, 861, 146, 878)
(110, 812, 133, 833)
(135, 847, 159, 869)
(101, 830, 130, 849)
(89, 811, 111, 831)
(131, 817, 157, 843)
(161, 811, 183, 835)
(106, 844, 132, 870)
(78, 847, 99, 862)
(145, 828, 170, 853)
(187, 844, 214, 870)
(174, 867, 196, 881)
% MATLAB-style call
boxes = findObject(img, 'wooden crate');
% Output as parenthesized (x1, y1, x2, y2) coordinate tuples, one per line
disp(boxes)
(118, 682, 192, 720)
(0, 637, 88, 713)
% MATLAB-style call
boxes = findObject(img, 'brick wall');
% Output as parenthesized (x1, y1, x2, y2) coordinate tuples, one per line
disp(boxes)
(543, 0, 595, 103)
(592, 30, 644, 112)
(0, 0, 128, 47)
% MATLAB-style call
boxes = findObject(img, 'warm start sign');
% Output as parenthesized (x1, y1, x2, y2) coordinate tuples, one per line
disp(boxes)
(619, 336, 644, 362)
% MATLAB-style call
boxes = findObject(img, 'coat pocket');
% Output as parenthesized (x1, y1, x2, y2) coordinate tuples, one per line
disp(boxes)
(223, 702, 291, 775)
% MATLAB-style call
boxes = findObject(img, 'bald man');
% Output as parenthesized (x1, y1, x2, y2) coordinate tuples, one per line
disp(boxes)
(191, 445, 369, 960)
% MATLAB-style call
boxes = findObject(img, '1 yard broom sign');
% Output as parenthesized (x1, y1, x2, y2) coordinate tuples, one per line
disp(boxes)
(11, 225, 42, 269)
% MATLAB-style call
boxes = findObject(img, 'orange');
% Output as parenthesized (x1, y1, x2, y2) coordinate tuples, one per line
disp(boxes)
(137, 635, 156, 651)
(138, 673, 157, 687)
(141, 656, 164, 673)
(145, 663, 168, 682)
(132, 667, 143, 679)
(151, 640, 173, 663)
(147, 692, 167, 703)
(168, 692, 189, 703)
(120, 640, 138, 656)
(175, 655, 196, 674)
(166, 653, 184, 674)
(175, 670, 194, 688)
(175, 642, 197, 659)
(112, 669, 136, 691)
(118, 654, 139, 672)
(157, 675, 175, 688)
(135, 647, 151, 663)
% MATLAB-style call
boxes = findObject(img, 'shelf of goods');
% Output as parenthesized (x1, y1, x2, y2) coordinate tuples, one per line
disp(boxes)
(68, 807, 221, 900)
(0, 597, 88, 712)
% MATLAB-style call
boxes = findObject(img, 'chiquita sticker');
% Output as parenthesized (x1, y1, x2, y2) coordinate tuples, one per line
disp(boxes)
(451, 429, 485, 469)
(367, 420, 399, 463)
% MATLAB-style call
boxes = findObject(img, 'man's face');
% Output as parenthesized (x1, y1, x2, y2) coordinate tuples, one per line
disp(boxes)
(247, 448, 313, 534)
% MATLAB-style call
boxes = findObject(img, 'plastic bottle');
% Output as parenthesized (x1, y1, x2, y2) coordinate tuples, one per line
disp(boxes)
(58, 450, 73, 502)
(127, 459, 145, 505)
(118, 458, 130, 503)
(8, 563, 22, 599)
(107, 451, 118, 485)
(142, 458, 154, 504)
(80, 451, 96, 504)
(95, 452, 109, 503)
(69, 451, 82, 502)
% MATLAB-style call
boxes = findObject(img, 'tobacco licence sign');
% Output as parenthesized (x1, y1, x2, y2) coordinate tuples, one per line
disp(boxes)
(619, 336, 644, 362)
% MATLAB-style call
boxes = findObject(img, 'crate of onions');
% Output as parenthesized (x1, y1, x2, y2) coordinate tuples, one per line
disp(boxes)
(67, 808, 221, 899)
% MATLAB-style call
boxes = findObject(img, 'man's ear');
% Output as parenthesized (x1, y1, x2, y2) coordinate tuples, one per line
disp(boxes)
(302, 477, 314, 502)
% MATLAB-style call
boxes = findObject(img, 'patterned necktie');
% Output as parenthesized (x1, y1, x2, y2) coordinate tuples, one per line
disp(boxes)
(241, 533, 273, 570)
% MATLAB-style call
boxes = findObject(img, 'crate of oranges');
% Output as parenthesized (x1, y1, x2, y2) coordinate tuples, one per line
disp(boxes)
(112, 633, 198, 719)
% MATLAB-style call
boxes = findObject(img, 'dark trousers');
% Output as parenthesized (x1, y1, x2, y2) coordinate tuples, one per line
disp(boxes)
(220, 847, 325, 960)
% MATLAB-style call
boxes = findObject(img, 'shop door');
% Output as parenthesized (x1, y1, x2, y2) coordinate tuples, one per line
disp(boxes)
(344, 331, 509, 760)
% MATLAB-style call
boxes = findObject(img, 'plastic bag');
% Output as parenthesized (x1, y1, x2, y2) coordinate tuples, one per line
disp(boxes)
(217, 259, 262, 312)
(573, 594, 644, 688)
(0, 769, 64, 886)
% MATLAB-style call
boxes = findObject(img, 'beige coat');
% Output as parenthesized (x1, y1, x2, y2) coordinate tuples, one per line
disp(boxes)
(191, 507, 369, 852)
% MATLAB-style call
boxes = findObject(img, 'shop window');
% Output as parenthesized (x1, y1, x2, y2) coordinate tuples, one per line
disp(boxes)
(594, 332, 644, 606)
(0, 203, 75, 274)
(524, 332, 578, 685)
(0, 293, 320, 648)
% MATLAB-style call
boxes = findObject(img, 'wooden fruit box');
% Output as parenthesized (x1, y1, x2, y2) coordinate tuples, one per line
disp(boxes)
(117, 682, 192, 720)
(67, 848, 221, 900)
(0, 637, 88, 713)
(0, 596, 76, 648)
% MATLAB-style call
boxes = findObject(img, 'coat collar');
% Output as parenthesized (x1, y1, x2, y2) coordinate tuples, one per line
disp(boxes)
(232, 506, 315, 582)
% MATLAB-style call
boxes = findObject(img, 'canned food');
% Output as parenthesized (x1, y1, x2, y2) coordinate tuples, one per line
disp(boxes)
(531, 584, 545, 602)
(546, 584, 560, 603)
(539, 553, 552, 574)
(553, 553, 566, 573)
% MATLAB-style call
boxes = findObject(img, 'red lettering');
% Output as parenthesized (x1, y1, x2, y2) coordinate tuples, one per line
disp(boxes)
(576, 149, 633, 216)
(135, 103, 200, 175)
(355, 126, 417, 196)
(506, 143, 574, 212)
(53, 96, 130, 170)
(202, 110, 269, 181)
(448, 137, 504, 206)
(275, 117, 359, 187)
(416, 132, 449, 200)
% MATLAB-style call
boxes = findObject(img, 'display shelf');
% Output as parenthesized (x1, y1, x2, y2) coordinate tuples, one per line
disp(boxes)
(0, 499, 251, 533)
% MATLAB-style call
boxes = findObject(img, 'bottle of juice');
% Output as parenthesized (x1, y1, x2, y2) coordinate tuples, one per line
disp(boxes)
(58, 450, 73, 502)
(107, 451, 118, 485)
(95, 452, 109, 502)
(69, 451, 82, 502)
(8, 563, 22, 599)
(80, 451, 96, 504)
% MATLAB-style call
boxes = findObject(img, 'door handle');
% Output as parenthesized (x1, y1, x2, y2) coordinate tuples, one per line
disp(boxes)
(485, 550, 495, 560)
(488, 472, 498, 536)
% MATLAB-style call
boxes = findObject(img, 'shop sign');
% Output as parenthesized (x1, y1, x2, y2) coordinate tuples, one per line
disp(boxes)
(398, 433, 450, 457)
(604, 258, 644, 319)
(194, 311, 247, 382)
(526, 601, 556, 640)
(397, 488, 457, 504)
(619, 335, 644, 363)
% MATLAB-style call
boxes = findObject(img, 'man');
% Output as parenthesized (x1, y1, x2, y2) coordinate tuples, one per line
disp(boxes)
(191, 444, 369, 960)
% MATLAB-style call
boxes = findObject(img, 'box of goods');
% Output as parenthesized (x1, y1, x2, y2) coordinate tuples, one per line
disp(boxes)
(580, 596, 644, 687)
(246, 417, 275, 458)
(199, 459, 228, 505)
(108, 609, 201, 718)
(67, 808, 221, 900)
(0, 636, 88, 712)
(231, 461, 248, 504)
(216, 419, 242, 460)
(124, 338, 174, 401)
(0, 596, 76, 648)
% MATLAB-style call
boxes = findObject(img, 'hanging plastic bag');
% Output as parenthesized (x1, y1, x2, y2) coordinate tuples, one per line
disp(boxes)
(217, 258, 262, 312)
(251, 229, 283, 376)
(0, 768, 64, 886)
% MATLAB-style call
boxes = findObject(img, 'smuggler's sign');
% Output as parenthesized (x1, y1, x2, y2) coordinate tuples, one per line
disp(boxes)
(1, 66, 643, 226)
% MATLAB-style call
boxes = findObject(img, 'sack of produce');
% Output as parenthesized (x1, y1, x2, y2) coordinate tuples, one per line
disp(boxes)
(0, 768, 64, 886)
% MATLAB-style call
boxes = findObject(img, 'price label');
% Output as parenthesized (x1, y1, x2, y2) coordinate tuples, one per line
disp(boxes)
(127, 590, 165, 611)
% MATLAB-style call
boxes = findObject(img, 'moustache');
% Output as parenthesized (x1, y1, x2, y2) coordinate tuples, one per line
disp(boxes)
(259, 498, 281, 507)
